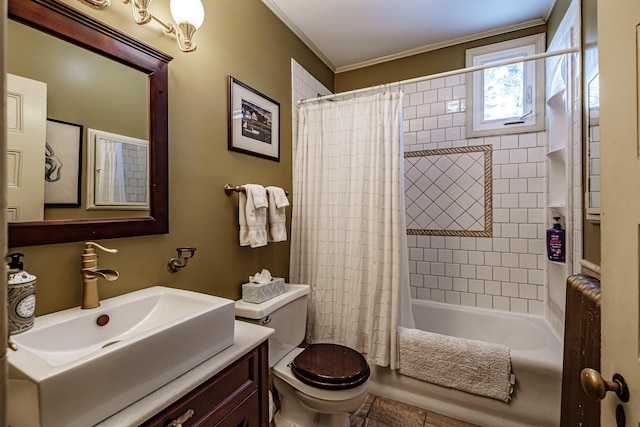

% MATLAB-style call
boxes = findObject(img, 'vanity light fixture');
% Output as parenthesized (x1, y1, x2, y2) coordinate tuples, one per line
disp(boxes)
(77, 0, 205, 52)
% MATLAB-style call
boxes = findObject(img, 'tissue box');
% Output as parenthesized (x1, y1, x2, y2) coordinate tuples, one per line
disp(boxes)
(242, 277, 285, 303)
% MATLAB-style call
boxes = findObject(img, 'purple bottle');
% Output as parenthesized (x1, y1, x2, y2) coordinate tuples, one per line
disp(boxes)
(547, 216, 565, 263)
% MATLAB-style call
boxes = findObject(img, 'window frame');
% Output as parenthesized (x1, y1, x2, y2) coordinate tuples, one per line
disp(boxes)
(465, 34, 546, 138)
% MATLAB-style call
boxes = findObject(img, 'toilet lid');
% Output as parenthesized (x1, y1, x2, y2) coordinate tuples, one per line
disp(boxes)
(290, 343, 370, 390)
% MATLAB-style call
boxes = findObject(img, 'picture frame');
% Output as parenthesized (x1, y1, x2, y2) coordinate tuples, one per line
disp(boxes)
(228, 76, 280, 161)
(45, 118, 83, 206)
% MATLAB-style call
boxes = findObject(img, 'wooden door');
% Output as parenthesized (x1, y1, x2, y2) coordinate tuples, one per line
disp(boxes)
(598, 0, 640, 425)
(561, 275, 601, 425)
(6, 73, 46, 222)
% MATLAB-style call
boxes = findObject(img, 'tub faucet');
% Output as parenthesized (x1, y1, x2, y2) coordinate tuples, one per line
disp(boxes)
(81, 242, 119, 309)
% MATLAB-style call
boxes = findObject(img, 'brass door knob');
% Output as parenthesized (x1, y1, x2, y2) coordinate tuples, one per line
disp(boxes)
(580, 368, 630, 402)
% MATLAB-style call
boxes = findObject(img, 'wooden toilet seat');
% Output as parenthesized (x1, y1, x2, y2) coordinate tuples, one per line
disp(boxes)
(290, 343, 370, 390)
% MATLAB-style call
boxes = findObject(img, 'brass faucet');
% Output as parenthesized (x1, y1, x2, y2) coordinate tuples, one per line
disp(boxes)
(81, 242, 119, 309)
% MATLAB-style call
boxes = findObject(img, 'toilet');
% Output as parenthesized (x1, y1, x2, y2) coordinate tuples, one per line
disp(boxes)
(235, 284, 370, 427)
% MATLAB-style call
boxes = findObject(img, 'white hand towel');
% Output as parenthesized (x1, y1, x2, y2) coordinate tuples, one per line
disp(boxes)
(239, 190, 250, 246)
(247, 184, 268, 209)
(239, 184, 268, 248)
(266, 186, 289, 242)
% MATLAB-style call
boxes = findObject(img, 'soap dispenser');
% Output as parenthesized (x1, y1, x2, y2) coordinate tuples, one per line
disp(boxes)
(6, 253, 37, 334)
(546, 217, 566, 263)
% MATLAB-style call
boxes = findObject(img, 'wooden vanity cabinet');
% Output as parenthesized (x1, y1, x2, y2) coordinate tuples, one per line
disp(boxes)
(140, 342, 269, 427)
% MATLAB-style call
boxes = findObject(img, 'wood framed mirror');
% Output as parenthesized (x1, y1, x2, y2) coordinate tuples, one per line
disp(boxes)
(8, 0, 171, 247)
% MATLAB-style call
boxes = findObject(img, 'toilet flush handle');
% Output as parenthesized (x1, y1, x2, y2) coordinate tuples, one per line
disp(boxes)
(262, 316, 271, 325)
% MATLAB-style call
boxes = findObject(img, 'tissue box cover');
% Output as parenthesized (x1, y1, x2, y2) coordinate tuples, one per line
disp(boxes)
(242, 277, 285, 303)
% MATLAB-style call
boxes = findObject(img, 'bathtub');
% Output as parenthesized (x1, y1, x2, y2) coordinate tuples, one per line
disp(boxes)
(369, 299, 563, 427)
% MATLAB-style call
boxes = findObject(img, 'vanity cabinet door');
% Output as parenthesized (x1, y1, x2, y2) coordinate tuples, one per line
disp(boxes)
(214, 391, 260, 427)
(140, 342, 268, 427)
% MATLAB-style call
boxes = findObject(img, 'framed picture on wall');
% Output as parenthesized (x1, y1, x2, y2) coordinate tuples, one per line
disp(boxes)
(45, 118, 83, 206)
(228, 76, 280, 162)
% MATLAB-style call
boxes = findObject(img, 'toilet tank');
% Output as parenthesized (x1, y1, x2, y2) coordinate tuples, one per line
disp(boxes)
(235, 284, 310, 367)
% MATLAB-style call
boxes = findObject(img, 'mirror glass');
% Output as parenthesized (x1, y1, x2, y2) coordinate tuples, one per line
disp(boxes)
(86, 129, 149, 210)
(7, 19, 149, 221)
(586, 68, 600, 222)
(8, 0, 171, 247)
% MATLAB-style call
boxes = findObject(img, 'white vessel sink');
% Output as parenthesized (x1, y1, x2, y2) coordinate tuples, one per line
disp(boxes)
(8, 286, 235, 427)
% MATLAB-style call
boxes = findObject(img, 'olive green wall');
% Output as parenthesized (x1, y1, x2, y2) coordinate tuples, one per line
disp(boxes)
(546, 0, 572, 48)
(8, 0, 597, 316)
(9, 0, 333, 315)
(335, 25, 546, 92)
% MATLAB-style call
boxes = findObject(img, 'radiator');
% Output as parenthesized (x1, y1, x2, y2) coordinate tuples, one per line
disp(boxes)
(561, 274, 601, 426)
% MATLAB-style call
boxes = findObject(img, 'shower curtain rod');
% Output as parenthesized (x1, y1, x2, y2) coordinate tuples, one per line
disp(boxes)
(298, 46, 580, 105)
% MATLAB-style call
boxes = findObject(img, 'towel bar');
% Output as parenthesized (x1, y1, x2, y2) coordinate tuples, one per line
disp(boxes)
(224, 184, 289, 196)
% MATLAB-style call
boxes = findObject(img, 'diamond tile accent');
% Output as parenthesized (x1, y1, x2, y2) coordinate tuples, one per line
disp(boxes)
(405, 146, 492, 237)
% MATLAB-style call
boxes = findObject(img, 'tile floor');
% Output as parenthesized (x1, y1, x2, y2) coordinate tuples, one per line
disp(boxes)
(349, 394, 480, 427)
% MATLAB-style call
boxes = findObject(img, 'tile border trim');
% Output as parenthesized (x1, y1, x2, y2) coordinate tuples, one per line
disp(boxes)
(405, 145, 493, 237)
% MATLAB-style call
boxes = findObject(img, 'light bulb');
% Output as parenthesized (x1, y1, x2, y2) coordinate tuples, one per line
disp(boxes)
(170, 0, 205, 29)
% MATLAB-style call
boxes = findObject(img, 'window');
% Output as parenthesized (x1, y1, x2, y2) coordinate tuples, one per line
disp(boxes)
(465, 34, 545, 137)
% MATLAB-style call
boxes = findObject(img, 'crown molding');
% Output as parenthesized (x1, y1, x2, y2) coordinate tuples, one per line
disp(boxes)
(261, 0, 547, 75)
(544, 0, 557, 22)
(261, 0, 336, 71)
(336, 18, 546, 73)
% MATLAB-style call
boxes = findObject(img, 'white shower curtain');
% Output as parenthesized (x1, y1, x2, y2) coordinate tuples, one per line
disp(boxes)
(290, 92, 414, 369)
(97, 140, 126, 203)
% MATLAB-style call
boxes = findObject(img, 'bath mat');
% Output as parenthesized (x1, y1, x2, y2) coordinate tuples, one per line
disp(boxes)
(398, 327, 516, 402)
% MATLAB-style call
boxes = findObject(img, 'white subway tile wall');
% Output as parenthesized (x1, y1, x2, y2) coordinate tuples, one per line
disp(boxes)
(121, 144, 148, 203)
(402, 75, 547, 315)
(545, 0, 582, 338)
(405, 147, 490, 234)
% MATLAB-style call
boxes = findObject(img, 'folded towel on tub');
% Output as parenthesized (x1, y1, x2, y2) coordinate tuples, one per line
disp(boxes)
(398, 326, 516, 402)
